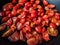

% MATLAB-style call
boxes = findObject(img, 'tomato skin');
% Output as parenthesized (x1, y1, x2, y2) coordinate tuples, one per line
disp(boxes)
(49, 23, 57, 29)
(17, 9, 23, 14)
(43, 15, 49, 19)
(22, 26, 31, 33)
(20, 31, 26, 41)
(35, 0, 40, 4)
(8, 13, 13, 18)
(7, 3, 14, 10)
(0, 25, 6, 31)
(6, 18, 13, 26)
(37, 17, 42, 24)
(8, 31, 19, 42)
(33, 4, 37, 9)
(2, 17, 8, 22)
(42, 27, 46, 33)
(5, 11, 11, 16)
(48, 12, 54, 17)
(51, 17, 57, 24)
(57, 20, 60, 26)
(27, 37, 37, 45)
(16, 22, 23, 30)
(47, 27, 58, 36)
(43, 0, 48, 6)
(42, 31, 50, 41)
(31, 13, 37, 18)
(47, 4, 55, 9)
(19, 0, 28, 4)
(55, 13, 60, 20)
(12, 17, 19, 24)
(11, 9, 17, 16)
(12, 0, 17, 4)
(26, 33, 33, 39)
(35, 26, 42, 33)
(32, 31, 42, 44)
(20, 18, 26, 24)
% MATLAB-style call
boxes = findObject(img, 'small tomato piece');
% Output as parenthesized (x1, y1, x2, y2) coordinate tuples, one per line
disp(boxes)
(49, 23, 57, 29)
(6, 18, 13, 26)
(47, 27, 58, 36)
(42, 31, 50, 41)
(35, 26, 42, 33)
(8, 31, 19, 42)
(43, 0, 48, 6)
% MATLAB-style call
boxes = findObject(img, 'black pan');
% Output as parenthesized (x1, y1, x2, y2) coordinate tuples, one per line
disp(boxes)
(0, 0, 60, 45)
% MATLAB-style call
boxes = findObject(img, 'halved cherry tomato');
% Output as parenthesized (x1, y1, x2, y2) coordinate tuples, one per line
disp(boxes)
(35, 26, 42, 33)
(47, 27, 58, 36)
(42, 31, 50, 41)
(8, 31, 19, 42)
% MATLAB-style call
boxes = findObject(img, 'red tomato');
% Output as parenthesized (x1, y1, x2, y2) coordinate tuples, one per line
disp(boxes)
(27, 37, 37, 45)
(42, 27, 46, 33)
(12, 0, 17, 4)
(8, 13, 13, 18)
(42, 31, 50, 41)
(19, 0, 28, 3)
(6, 18, 13, 26)
(35, 0, 40, 4)
(20, 31, 26, 41)
(51, 17, 57, 24)
(33, 4, 37, 9)
(12, 17, 19, 24)
(43, 0, 48, 6)
(49, 23, 57, 29)
(11, 9, 17, 16)
(22, 26, 31, 33)
(31, 13, 37, 18)
(55, 13, 60, 20)
(5, 11, 11, 15)
(47, 27, 58, 36)
(16, 22, 23, 30)
(26, 33, 33, 39)
(47, 4, 55, 9)
(48, 12, 54, 17)
(8, 31, 19, 42)
(35, 26, 42, 33)
(20, 18, 26, 24)
(2, 17, 8, 22)
(17, 9, 23, 14)
(37, 17, 42, 23)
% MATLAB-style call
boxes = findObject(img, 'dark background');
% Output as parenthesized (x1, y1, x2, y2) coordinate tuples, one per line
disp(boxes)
(0, 0, 60, 45)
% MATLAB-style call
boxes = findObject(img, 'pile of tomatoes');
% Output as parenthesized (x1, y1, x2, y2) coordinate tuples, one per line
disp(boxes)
(0, 0, 60, 45)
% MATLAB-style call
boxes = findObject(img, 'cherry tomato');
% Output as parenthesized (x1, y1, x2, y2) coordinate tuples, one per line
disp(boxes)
(43, 0, 48, 6)
(2, 17, 8, 22)
(35, 0, 40, 4)
(35, 26, 42, 33)
(47, 27, 58, 36)
(42, 27, 46, 33)
(47, 4, 55, 9)
(8, 31, 19, 42)
(20, 18, 26, 24)
(6, 18, 13, 26)
(42, 31, 50, 41)
(49, 23, 57, 29)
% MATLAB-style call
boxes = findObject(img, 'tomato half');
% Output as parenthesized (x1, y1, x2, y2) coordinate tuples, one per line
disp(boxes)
(42, 31, 50, 41)
(47, 27, 58, 36)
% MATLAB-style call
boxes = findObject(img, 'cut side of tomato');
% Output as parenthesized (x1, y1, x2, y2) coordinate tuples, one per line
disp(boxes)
(8, 31, 20, 42)
(47, 27, 58, 36)
(42, 31, 50, 41)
